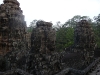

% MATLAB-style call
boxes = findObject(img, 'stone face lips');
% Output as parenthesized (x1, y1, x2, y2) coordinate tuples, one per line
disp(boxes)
(0, 0, 27, 55)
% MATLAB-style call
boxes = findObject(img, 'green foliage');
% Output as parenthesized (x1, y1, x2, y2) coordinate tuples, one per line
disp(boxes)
(93, 24, 100, 48)
(93, 14, 100, 48)
(27, 19, 38, 32)
(56, 27, 74, 51)
(27, 27, 33, 32)
(64, 15, 92, 28)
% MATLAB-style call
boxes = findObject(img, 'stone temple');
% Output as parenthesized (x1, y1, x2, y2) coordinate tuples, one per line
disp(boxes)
(0, 0, 27, 55)
(62, 20, 97, 70)
(74, 20, 97, 67)
(0, 0, 99, 75)
(29, 20, 62, 75)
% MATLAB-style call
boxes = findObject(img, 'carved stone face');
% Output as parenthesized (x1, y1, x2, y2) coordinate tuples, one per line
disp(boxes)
(0, 0, 26, 55)
(31, 21, 56, 54)
(75, 20, 95, 48)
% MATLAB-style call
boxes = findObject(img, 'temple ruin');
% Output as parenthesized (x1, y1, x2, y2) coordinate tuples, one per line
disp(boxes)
(0, 0, 27, 55)
(31, 20, 56, 53)
(28, 20, 62, 75)
(0, 0, 99, 75)
(62, 20, 97, 70)
(74, 20, 96, 62)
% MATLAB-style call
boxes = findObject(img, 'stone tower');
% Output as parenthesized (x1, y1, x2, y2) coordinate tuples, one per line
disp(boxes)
(29, 20, 62, 75)
(31, 20, 56, 54)
(75, 20, 95, 48)
(62, 20, 97, 70)
(0, 0, 27, 55)
(74, 20, 96, 65)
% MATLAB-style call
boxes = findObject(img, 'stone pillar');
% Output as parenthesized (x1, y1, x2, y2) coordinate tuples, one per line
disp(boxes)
(74, 20, 96, 65)
(29, 20, 62, 75)
(0, 0, 27, 55)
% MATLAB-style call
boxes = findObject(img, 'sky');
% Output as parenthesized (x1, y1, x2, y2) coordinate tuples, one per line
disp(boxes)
(0, 0, 100, 27)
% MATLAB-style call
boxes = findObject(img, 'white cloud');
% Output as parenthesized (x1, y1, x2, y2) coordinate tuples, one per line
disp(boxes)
(0, 0, 100, 26)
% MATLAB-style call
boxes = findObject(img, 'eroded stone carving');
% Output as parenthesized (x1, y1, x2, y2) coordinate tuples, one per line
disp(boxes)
(0, 0, 27, 55)
(74, 20, 96, 64)
(28, 20, 62, 75)
(0, 0, 98, 75)
(63, 20, 97, 70)
(0, 0, 28, 72)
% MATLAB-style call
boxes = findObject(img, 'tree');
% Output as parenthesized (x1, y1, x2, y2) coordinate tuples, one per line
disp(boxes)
(28, 19, 37, 32)
(93, 14, 100, 48)
(55, 15, 93, 51)
(56, 27, 74, 52)
(63, 15, 92, 28)
(29, 19, 37, 28)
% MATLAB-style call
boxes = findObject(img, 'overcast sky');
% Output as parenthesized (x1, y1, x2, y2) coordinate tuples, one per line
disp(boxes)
(0, 0, 100, 26)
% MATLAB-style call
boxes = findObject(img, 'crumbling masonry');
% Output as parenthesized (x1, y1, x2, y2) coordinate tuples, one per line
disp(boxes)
(74, 20, 96, 63)
(0, 0, 27, 55)
(28, 20, 62, 75)
(0, 0, 98, 75)
(62, 20, 97, 70)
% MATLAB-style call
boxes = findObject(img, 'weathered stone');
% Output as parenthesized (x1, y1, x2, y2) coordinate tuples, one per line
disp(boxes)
(0, 0, 98, 75)
(0, 0, 29, 73)
(75, 20, 96, 50)
(31, 20, 56, 54)
(74, 20, 96, 65)
(0, 0, 27, 55)
(63, 20, 97, 70)
(28, 20, 62, 75)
